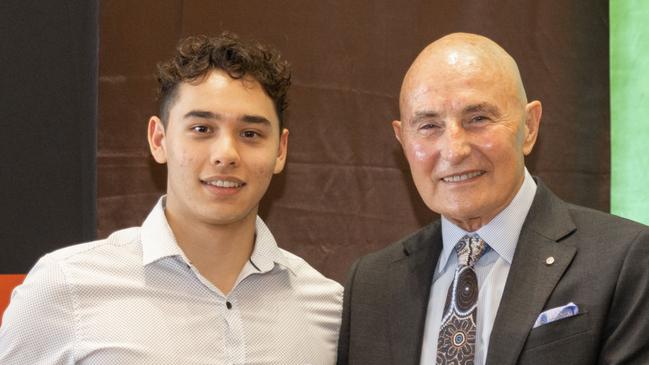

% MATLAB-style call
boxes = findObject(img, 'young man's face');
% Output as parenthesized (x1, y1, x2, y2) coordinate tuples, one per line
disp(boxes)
(148, 70, 288, 228)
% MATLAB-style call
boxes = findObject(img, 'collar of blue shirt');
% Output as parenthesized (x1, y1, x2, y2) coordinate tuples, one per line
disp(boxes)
(439, 168, 537, 273)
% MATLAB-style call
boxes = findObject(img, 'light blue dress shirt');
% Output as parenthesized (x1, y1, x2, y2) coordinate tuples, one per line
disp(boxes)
(420, 168, 537, 365)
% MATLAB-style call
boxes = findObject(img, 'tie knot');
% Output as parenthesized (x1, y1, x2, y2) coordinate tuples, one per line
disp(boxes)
(455, 234, 486, 267)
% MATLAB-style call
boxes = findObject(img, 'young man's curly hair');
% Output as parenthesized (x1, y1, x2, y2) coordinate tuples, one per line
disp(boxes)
(156, 32, 291, 130)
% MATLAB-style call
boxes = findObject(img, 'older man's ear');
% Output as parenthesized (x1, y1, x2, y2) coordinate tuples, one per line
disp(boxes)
(523, 100, 542, 155)
(392, 120, 403, 145)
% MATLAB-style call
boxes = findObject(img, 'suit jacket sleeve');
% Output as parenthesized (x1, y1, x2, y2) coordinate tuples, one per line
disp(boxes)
(336, 258, 359, 365)
(599, 227, 649, 364)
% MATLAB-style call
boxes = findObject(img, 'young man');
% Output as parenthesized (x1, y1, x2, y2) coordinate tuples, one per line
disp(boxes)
(0, 33, 342, 364)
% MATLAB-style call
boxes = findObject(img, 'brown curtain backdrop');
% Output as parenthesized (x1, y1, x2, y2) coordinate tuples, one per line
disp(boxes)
(99, 0, 609, 283)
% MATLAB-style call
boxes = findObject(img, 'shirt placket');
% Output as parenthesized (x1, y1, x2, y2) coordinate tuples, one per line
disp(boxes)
(222, 293, 245, 365)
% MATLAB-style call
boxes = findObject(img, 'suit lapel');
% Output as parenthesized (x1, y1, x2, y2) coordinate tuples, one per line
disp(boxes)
(388, 222, 442, 365)
(486, 181, 577, 365)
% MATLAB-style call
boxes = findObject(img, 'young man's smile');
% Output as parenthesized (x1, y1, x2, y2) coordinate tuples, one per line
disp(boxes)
(201, 176, 246, 196)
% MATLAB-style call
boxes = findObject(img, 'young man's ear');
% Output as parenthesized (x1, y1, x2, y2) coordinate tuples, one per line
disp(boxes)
(273, 128, 289, 174)
(148, 116, 168, 164)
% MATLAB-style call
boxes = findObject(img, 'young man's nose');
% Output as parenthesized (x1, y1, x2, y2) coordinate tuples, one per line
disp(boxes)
(211, 135, 240, 166)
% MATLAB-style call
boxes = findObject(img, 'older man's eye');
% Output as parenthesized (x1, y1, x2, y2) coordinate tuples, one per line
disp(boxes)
(471, 116, 489, 123)
(420, 123, 439, 130)
(415, 123, 441, 137)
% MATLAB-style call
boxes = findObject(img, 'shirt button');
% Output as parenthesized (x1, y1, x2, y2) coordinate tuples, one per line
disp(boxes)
(226, 301, 232, 310)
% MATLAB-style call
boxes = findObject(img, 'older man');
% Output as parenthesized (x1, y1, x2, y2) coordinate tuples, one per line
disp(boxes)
(337, 33, 649, 365)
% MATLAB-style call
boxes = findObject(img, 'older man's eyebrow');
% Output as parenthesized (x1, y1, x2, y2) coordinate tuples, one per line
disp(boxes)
(464, 103, 502, 117)
(410, 110, 440, 124)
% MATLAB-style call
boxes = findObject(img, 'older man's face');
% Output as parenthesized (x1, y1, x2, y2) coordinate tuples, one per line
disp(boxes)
(393, 60, 540, 231)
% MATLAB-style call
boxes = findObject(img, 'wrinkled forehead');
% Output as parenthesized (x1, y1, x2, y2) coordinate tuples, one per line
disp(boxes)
(400, 43, 525, 118)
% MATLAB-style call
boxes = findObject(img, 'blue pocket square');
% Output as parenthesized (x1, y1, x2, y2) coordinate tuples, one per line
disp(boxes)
(533, 302, 579, 328)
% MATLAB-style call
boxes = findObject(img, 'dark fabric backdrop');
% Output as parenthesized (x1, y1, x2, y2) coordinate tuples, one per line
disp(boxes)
(0, 0, 98, 273)
(98, 0, 609, 283)
(0, 0, 97, 315)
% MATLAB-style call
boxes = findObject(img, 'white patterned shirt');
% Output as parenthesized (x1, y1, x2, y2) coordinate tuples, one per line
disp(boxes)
(0, 198, 343, 365)
(420, 168, 537, 365)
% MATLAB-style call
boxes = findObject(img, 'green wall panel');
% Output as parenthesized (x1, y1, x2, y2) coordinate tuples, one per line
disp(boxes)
(611, 0, 649, 224)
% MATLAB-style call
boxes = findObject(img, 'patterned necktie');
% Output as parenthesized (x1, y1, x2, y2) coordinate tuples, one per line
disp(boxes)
(436, 234, 487, 365)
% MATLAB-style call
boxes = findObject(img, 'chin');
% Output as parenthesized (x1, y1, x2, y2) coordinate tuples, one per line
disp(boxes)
(206, 209, 257, 226)
(440, 199, 478, 214)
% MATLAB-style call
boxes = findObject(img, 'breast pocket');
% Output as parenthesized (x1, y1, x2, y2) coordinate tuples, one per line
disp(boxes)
(523, 310, 591, 351)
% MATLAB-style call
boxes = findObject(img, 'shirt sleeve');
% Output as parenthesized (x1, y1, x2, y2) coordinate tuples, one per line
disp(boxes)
(0, 254, 76, 364)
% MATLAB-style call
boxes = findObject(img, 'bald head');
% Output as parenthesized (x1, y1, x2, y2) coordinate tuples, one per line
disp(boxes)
(400, 33, 528, 120)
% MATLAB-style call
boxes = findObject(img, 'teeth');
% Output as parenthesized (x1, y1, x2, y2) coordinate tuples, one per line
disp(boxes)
(206, 180, 242, 188)
(442, 171, 483, 182)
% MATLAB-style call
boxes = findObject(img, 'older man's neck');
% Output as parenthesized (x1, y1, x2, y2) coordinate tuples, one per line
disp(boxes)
(446, 215, 493, 233)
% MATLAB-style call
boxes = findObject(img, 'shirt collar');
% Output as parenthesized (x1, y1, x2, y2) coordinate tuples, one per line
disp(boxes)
(439, 168, 537, 272)
(247, 216, 295, 276)
(140, 196, 295, 275)
(141, 196, 191, 266)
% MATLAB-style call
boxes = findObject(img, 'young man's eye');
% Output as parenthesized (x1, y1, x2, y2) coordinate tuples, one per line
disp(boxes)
(241, 130, 260, 138)
(191, 125, 210, 133)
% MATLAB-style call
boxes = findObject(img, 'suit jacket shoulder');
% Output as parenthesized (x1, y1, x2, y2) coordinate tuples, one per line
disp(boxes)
(356, 221, 441, 272)
(337, 221, 443, 365)
(488, 179, 649, 365)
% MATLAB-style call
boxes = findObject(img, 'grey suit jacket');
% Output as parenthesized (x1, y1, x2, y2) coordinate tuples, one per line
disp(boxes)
(337, 180, 649, 365)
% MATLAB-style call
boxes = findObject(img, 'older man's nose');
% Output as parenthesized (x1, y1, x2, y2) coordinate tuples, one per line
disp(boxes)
(440, 124, 471, 164)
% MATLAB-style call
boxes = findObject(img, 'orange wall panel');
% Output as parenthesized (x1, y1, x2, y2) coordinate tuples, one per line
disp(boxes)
(0, 275, 26, 322)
